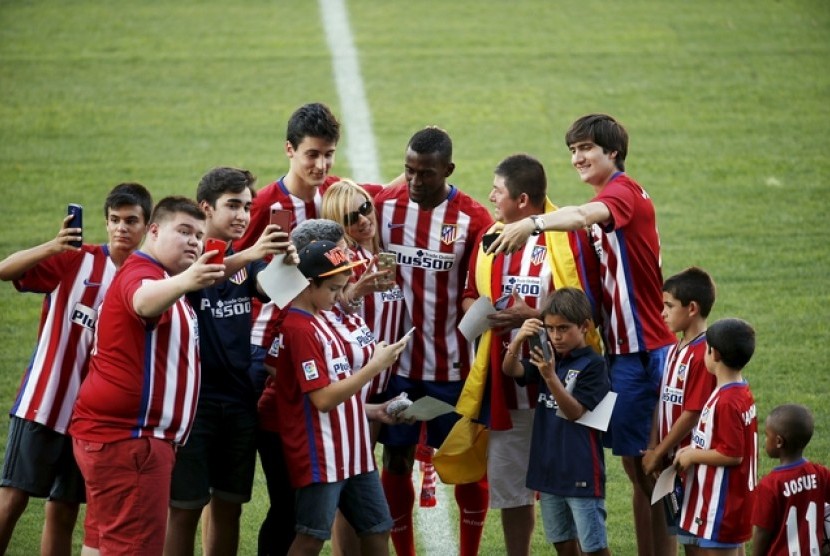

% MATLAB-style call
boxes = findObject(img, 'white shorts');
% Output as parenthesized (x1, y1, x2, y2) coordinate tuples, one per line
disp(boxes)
(486, 409, 536, 509)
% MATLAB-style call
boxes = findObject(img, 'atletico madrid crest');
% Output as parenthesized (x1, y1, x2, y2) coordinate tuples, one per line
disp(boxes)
(441, 224, 457, 245)
(530, 246, 547, 266)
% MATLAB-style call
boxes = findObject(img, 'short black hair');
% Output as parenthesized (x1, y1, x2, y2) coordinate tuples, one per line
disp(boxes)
(407, 126, 452, 162)
(104, 182, 153, 223)
(494, 153, 547, 209)
(767, 404, 814, 453)
(196, 167, 256, 206)
(286, 102, 340, 148)
(663, 266, 717, 318)
(706, 318, 755, 370)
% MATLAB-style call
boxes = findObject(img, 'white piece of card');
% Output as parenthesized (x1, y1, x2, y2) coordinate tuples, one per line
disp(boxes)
(400, 396, 456, 421)
(256, 254, 309, 308)
(651, 466, 678, 505)
(458, 296, 496, 342)
(556, 391, 617, 431)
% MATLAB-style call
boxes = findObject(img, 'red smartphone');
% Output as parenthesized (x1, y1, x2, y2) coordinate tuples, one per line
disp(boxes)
(204, 238, 226, 265)
(269, 208, 292, 232)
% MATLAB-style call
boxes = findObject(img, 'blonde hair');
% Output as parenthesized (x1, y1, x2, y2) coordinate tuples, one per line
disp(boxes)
(321, 179, 380, 254)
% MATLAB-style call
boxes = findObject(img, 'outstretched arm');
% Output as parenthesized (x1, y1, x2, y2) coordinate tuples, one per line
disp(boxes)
(488, 202, 611, 255)
(0, 214, 82, 281)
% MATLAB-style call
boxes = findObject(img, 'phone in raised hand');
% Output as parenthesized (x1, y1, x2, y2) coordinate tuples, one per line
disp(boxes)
(269, 208, 292, 233)
(527, 327, 553, 361)
(204, 238, 226, 265)
(67, 204, 83, 248)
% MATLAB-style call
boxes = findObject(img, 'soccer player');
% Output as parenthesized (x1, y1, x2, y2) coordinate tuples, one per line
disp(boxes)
(751, 404, 830, 556)
(69, 196, 225, 555)
(491, 114, 676, 554)
(0, 183, 152, 555)
(673, 318, 758, 554)
(375, 125, 495, 556)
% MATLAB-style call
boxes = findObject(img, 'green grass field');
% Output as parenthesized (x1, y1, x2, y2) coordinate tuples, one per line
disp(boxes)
(1, 1, 828, 554)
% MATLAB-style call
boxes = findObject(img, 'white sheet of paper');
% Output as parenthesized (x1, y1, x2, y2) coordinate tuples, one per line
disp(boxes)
(458, 296, 496, 342)
(557, 391, 617, 431)
(651, 466, 678, 505)
(256, 254, 309, 308)
(400, 396, 456, 421)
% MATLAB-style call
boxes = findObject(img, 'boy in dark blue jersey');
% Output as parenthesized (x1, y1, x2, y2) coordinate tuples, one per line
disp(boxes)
(502, 288, 611, 555)
(164, 167, 292, 556)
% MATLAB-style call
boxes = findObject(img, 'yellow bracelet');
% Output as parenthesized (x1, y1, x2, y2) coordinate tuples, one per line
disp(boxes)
(506, 347, 520, 359)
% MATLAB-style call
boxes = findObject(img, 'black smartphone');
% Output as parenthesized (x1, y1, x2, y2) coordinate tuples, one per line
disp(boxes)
(527, 328, 553, 361)
(67, 203, 83, 248)
(481, 232, 500, 252)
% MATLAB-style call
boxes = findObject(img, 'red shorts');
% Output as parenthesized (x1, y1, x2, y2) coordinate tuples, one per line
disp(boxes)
(73, 437, 175, 555)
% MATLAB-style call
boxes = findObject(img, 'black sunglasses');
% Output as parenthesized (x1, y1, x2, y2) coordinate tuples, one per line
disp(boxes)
(343, 200, 373, 226)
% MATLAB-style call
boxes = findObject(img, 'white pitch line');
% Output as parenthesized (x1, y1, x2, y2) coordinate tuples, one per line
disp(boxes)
(318, 3, 457, 552)
(318, 0, 381, 184)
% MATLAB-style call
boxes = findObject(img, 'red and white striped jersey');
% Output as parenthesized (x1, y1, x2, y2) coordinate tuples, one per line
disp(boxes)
(656, 334, 717, 457)
(590, 173, 675, 354)
(12, 245, 116, 434)
(69, 252, 200, 446)
(462, 234, 555, 411)
(374, 184, 494, 382)
(322, 305, 386, 402)
(679, 381, 758, 543)
(751, 459, 830, 556)
(259, 307, 375, 488)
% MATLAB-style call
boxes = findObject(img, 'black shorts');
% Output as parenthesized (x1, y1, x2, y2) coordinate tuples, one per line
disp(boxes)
(0, 416, 85, 503)
(169, 398, 257, 508)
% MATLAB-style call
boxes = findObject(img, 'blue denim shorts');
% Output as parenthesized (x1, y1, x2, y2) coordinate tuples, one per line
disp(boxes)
(294, 470, 392, 540)
(539, 493, 608, 552)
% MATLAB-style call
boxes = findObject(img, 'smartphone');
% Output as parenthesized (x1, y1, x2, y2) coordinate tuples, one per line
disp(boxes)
(481, 232, 500, 252)
(204, 238, 226, 265)
(527, 328, 553, 361)
(376, 251, 397, 288)
(67, 203, 83, 248)
(269, 208, 292, 232)
(493, 293, 512, 311)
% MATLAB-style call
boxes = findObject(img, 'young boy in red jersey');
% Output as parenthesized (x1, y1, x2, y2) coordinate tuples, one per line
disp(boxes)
(673, 318, 758, 554)
(642, 267, 719, 553)
(69, 196, 225, 555)
(751, 404, 830, 556)
(0, 183, 152, 555)
(261, 240, 410, 556)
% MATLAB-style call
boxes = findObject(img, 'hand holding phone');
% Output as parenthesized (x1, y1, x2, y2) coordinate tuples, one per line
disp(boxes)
(481, 232, 500, 253)
(204, 238, 226, 265)
(376, 252, 397, 289)
(527, 328, 553, 361)
(269, 208, 292, 232)
(67, 204, 83, 248)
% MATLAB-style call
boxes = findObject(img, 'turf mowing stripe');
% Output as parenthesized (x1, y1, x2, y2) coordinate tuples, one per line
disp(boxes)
(318, 0, 381, 183)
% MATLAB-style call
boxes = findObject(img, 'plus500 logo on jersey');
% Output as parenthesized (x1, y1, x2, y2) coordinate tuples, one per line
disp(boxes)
(391, 245, 456, 271)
